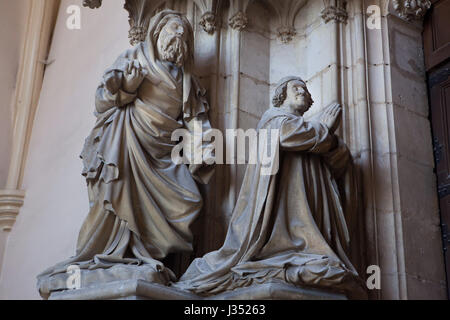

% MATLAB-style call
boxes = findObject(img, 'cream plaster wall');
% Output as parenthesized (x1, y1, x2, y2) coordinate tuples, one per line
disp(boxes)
(0, 0, 29, 188)
(0, 0, 30, 283)
(0, 0, 130, 299)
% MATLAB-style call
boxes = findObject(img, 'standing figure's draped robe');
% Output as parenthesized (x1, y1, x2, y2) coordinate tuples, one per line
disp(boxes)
(175, 107, 364, 297)
(37, 29, 215, 297)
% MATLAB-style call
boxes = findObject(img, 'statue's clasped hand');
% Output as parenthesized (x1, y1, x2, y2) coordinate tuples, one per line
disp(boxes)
(122, 59, 148, 94)
(318, 102, 342, 134)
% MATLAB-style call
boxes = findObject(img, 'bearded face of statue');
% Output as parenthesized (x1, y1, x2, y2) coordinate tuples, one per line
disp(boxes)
(156, 17, 189, 67)
(284, 80, 313, 115)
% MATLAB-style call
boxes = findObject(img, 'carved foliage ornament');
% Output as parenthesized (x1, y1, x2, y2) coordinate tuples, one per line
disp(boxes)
(194, 0, 221, 34)
(124, 0, 165, 46)
(392, 0, 431, 21)
(83, 0, 102, 9)
(84, 0, 222, 39)
(200, 11, 218, 34)
(229, 11, 248, 31)
(277, 27, 296, 44)
(321, 6, 348, 23)
(320, 0, 348, 24)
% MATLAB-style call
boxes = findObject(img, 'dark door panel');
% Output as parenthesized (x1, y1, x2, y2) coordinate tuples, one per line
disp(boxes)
(424, 0, 450, 299)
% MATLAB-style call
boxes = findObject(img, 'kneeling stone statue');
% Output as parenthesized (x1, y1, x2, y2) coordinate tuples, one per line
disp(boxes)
(174, 76, 366, 299)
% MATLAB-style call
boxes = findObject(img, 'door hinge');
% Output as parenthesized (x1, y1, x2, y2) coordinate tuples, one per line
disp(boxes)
(438, 183, 450, 199)
(442, 224, 450, 251)
(433, 137, 444, 165)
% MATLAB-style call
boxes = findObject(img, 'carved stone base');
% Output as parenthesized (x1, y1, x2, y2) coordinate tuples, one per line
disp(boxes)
(49, 280, 347, 300)
(49, 280, 199, 300)
(0, 189, 25, 232)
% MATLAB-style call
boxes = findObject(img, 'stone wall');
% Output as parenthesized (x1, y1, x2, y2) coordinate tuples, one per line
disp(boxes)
(387, 11, 446, 299)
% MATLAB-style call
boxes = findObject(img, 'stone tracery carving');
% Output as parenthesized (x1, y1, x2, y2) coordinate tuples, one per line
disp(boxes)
(392, 0, 431, 21)
(84, 0, 226, 39)
(83, 0, 169, 46)
(124, 0, 167, 45)
(266, 0, 307, 44)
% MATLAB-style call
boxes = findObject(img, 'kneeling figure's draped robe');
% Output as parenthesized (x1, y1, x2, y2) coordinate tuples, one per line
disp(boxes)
(175, 107, 364, 296)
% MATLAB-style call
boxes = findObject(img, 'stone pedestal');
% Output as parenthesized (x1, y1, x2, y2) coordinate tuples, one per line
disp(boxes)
(48, 280, 347, 300)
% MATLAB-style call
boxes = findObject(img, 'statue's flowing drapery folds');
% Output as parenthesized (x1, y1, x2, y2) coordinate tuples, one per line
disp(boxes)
(175, 107, 364, 296)
(37, 11, 215, 297)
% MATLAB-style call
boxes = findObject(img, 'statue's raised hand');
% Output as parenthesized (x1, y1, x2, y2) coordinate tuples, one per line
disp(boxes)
(320, 103, 342, 134)
(104, 70, 123, 94)
(123, 59, 148, 93)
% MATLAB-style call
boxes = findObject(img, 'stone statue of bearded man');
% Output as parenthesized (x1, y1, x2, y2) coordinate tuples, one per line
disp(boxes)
(37, 10, 215, 299)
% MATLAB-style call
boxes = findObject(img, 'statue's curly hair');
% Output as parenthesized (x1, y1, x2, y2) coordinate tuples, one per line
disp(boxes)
(272, 76, 314, 108)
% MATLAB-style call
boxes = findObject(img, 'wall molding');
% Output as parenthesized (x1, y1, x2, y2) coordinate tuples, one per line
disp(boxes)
(0, 190, 25, 232)
(0, 0, 60, 232)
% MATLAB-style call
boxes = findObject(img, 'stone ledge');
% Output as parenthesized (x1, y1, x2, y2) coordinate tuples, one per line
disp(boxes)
(49, 280, 347, 300)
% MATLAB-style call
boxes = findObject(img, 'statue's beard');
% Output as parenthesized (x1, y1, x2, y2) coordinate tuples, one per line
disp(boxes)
(158, 36, 188, 68)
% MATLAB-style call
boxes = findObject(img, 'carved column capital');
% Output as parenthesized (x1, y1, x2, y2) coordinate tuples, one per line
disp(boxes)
(277, 27, 296, 44)
(392, 0, 431, 21)
(321, 5, 348, 24)
(82, 0, 102, 9)
(229, 11, 248, 31)
(0, 190, 25, 232)
(266, 0, 307, 44)
(194, 0, 222, 34)
(200, 11, 218, 34)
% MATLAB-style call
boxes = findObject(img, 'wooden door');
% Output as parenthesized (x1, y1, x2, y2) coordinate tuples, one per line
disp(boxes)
(424, 0, 450, 298)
